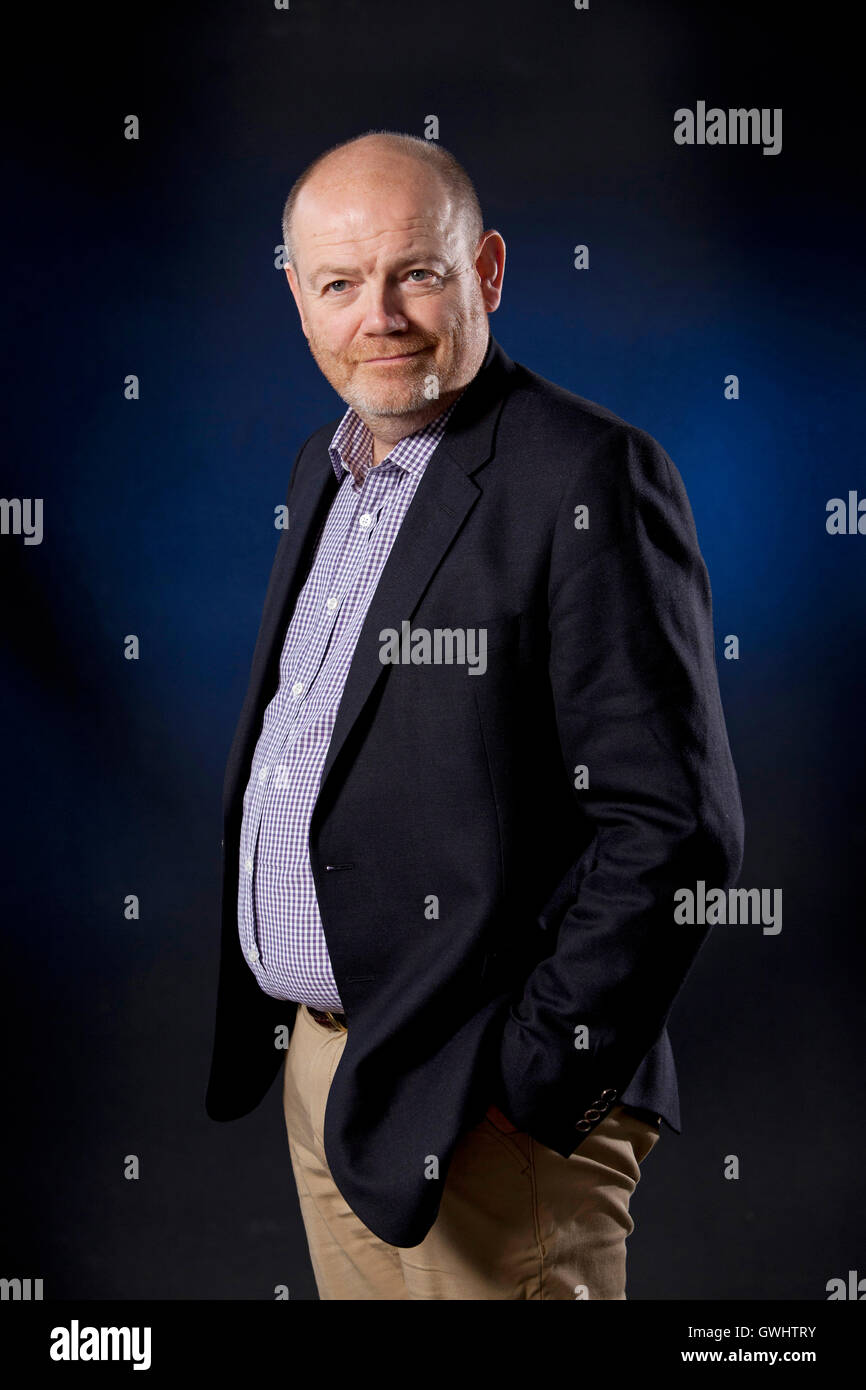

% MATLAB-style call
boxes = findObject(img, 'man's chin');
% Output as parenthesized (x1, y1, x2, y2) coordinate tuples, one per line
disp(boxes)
(340, 386, 435, 419)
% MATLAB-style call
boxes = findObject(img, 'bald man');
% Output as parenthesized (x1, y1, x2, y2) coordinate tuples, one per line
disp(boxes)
(205, 130, 744, 1300)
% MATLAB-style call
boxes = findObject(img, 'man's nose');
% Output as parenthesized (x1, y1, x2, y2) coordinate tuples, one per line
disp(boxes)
(358, 279, 409, 334)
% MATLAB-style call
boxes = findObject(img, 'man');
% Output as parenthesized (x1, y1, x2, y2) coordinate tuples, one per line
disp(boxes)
(205, 129, 744, 1300)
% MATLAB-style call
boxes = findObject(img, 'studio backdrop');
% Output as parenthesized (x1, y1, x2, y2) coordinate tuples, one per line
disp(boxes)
(2, 0, 862, 1302)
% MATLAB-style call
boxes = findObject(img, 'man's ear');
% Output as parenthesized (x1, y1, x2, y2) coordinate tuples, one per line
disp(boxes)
(474, 231, 506, 314)
(285, 264, 309, 338)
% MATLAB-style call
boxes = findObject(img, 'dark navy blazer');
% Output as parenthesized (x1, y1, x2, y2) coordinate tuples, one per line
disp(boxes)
(205, 332, 744, 1247)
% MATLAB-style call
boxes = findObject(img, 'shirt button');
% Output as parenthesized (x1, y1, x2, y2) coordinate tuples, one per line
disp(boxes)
(258, 765, 268, 782)
(247, 945, 259, 963)
(245, 857, 253, 873)
(359, 513, 373, 530)
(326, 595, 339, 611)
(291, 681, 304, 698)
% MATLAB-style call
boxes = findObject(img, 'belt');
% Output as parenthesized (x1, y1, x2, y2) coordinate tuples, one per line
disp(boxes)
(307, 1006, 348, 1033)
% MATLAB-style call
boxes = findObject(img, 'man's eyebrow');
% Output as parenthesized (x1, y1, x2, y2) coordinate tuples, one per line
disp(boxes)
(307, 265, 357, 287)
(306, 251, 448, 287)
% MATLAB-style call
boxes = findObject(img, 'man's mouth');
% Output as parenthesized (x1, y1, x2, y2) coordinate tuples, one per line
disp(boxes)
(360, 348, 428, 364)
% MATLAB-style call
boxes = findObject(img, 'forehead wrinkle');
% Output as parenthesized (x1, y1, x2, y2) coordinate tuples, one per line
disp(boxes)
(303, 215, 461, 284)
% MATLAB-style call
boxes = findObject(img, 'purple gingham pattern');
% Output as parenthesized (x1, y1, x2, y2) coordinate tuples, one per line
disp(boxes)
(237, 390, 465, 1009)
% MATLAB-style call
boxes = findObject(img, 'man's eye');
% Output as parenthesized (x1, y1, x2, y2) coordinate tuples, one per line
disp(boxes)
(324, 270, 436, 292)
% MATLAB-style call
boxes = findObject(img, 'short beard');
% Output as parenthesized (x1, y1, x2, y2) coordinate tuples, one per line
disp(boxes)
(338, 372, 436, 419)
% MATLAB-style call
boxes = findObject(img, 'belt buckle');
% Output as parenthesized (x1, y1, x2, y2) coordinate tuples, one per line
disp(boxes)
(325, 1010, 347, 1033)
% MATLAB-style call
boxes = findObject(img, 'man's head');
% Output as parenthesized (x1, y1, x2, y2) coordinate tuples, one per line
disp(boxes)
(281, 132, 505, 432)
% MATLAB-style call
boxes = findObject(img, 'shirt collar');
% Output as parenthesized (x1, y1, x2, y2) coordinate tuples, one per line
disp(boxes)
(327, 389, 466, 487)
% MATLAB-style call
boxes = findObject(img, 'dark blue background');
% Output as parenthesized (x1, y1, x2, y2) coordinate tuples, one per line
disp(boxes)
(2, 0, 863, 1299)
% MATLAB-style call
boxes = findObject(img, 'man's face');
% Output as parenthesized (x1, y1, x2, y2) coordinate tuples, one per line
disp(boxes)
(284, 150, 501, 421)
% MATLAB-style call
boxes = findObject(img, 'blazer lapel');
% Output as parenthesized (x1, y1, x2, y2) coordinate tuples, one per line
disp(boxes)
(316, 333, 516, 800)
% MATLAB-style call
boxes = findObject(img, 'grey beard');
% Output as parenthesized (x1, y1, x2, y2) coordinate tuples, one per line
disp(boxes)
(339, 380, 435, 418)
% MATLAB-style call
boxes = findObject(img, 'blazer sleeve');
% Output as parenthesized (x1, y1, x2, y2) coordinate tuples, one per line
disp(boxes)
(490, 423, 745, 1157)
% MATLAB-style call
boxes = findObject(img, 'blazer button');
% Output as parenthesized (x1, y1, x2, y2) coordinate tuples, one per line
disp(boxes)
(584, 1108, 602, 1122)
(574, 1119, 593, 1133)
(600, 1088, 618, 1102)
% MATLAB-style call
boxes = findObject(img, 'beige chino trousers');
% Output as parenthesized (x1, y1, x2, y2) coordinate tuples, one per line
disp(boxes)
(282, 1001, 660, 1300)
